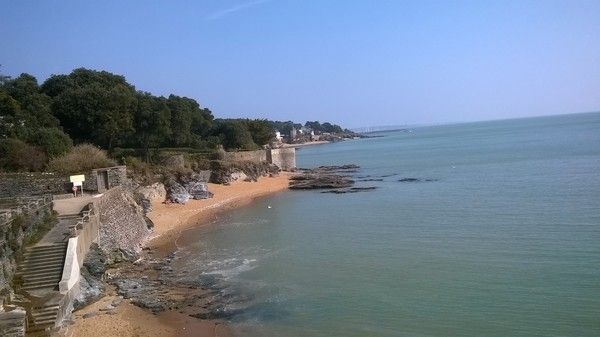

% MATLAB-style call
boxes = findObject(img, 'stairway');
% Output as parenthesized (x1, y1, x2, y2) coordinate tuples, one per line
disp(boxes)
(17, 243, 67, 293)
(28, 304, 61, 333)
(15, 242, 68, 333)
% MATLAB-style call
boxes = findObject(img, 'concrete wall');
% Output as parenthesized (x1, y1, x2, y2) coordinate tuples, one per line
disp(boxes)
(59, 203, 100, 293)
(267, 148, 296, 171)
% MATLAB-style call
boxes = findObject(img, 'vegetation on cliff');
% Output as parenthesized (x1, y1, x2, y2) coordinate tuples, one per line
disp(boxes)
(0, 67, 352, 172)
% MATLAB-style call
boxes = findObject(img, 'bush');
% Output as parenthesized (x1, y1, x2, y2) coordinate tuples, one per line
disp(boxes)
(48, 143, 116, 174)
(0, 138, 48, 172)
(28, 127, 73, 157)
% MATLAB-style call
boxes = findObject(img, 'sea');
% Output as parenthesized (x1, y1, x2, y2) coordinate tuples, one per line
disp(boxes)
(172, 112, 600, 337)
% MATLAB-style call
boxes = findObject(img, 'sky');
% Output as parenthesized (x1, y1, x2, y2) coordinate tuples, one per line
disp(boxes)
(1, 0, 599, 128)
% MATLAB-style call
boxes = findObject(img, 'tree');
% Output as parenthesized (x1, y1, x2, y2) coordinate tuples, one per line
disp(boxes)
(167, 95, 194, 146)
(0, 91, 24, 138)
(246, 119, 274, 146)
(212, 120, 257, 150)
(135, 92, 171, 160)
(28, 127, 73, 157)
(4, 73, 58, 129)
(45, 69, 137, 149)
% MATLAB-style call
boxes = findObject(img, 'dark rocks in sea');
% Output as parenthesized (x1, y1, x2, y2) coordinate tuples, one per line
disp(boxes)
(358, 178, 384, 182)
(290, 164, 360, 190)
(289, 174, 354, 190)
(321, 186, 378, 194)
(398, 178, 438, 182)
(315, 164, 360, 173)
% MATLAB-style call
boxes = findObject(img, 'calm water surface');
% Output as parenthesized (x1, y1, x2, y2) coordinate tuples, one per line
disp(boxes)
(174, 112, 600, 337)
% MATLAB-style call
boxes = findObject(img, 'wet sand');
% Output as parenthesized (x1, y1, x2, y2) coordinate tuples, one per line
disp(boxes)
(68, 174, 291, 337)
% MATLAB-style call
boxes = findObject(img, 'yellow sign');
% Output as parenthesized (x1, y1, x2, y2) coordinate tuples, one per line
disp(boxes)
(69, 174, 85, 183)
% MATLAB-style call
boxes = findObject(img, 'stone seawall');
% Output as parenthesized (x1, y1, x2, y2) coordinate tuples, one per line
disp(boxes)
(219, 149, 296, 171)
(97, 187, 150, 256)
(0, 196, 53, 296)
(220, 150, 267, 163)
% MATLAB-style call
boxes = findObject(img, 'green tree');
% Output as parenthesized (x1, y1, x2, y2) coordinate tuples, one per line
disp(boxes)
(167, 95, 194, 146)
(246, 119, 274, 146)
(212, 120, 257, 150)
(0, 91, 24, 138)
(28, 127, 73, 157)
(135, 92, 171, 160)
(45, 69, 136, 149)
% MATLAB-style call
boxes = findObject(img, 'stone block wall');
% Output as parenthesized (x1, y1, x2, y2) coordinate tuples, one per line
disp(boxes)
(221, 150, 267, 163)
(0, 197, 53, 295)
(96, 187, 149, 256)
(0, 166, 128, 198)
(0, 173, 70, 198)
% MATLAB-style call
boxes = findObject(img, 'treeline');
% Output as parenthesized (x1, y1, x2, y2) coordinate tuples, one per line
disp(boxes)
(0, 67, 347, 172)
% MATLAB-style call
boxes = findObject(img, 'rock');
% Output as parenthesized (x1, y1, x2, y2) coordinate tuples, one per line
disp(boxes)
(289, 174, 354, 190)
(111, 296, 124, 307)
(82, 312, 100, 319)
(134, 183, 166, 204)
(166, 181, 191, 204)
(99, 305, 115, 311)
(73, 267, 105, 310)
(398, 178, 439, 183)
(321, 186, 378, 194)
(230, 171, 248, 182)
(315, 164, 360, 172)
(83, 244, 107, 278)
(139, 199, 152, 213)
(184, 181, 214, 200)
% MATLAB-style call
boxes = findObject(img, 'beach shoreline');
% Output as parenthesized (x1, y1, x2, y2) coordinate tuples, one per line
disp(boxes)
(68, 173, 292, 337)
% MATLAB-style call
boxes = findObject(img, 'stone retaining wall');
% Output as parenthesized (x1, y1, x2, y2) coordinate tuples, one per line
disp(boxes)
(0, 166, 128, 198)
(0, 196, 53, 296)
(96, 187, 150, 255)
(220, 150, 267, 163)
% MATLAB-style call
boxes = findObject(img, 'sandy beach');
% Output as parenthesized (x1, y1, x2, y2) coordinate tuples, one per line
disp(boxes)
(68, 173, 291, 337)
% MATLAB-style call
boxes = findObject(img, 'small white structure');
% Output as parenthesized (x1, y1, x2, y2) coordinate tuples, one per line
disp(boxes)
(275, 131, 283, 141)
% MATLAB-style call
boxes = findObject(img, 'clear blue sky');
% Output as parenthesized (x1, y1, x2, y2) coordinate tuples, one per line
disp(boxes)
(1, 0, 599, 128)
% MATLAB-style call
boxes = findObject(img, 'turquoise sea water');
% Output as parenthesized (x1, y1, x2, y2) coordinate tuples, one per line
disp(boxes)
(173, 112, 600, 337)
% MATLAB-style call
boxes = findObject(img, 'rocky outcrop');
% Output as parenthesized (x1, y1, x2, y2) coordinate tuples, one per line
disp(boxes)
(165, 172, 214, 204)
(134, 183, 167, 213)
(289, 174, 354, 190)
(209, 160, 279, 184)
(398, 178, 439, 182)
(184, 181, 213, 200)
(134, 183, 166, 203)
(321, 187, 378, 194)
(289, 164, 359, 190)
(165, 181, 191, 204)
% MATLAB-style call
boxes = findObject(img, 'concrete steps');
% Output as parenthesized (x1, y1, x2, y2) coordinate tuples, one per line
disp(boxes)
(16, 242, 67, 302)
(27, 305, 60, 333)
